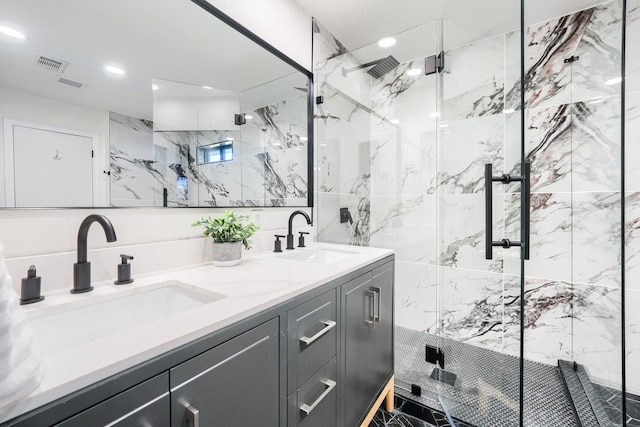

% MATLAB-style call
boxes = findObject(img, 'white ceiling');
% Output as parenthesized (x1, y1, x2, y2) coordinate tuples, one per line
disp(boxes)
(0, 0, 303, 121)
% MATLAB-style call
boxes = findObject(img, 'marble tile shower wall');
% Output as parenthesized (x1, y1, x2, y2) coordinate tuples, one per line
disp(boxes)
(315, 0, 637, 392)
(108, 99, 307, 207)
(626, 0, 640, 395)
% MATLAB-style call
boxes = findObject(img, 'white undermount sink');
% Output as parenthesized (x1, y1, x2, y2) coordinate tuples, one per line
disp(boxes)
(27, 281, 225, 355)
(286, 248, 358, 264)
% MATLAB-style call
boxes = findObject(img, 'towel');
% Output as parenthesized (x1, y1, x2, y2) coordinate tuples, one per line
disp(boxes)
(0, 242, 44, 411)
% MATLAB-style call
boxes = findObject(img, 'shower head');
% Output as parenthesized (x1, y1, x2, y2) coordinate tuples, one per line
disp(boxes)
(341, 55, 400, 79)
(366, 55, 400, 79)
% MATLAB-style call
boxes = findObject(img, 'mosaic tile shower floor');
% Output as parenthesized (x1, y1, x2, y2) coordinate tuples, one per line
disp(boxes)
(383, 326, 640, 427)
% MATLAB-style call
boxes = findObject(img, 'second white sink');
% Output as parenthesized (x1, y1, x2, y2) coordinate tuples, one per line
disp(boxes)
(286, 248, 358, 264)
(27, 281, 225, 355)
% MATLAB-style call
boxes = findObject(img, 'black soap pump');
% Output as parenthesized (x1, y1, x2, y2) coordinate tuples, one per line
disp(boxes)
(20, 265, 44, 305)
(114, 254, 134, 285)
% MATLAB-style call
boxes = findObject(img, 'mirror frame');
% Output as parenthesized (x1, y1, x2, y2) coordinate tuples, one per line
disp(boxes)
(192, 0, 314, 208)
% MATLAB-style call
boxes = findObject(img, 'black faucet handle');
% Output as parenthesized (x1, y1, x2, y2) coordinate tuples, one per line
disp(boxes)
(20, 265, 44, 305)
(115, 254, 134, 285)
(298, 231, 310, 248)
(274, 235, 286, 253)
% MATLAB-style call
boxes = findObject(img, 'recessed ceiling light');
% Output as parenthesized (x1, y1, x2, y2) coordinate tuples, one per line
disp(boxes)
(104, 65, 125, 76)
(390, 119, 400, 124)
(0, 26, 26, 39)
(378, 37, 396, 48)
(245, 115, 253, 120)
(152, 84, 159, 91)
(430, 112, 440, 119)
(504, 108, 516, 114)
(407, 68, 421, 76)
(300, 137, 308, 141)
(202, 85, 213, 90)
(605, 77, 622, 85)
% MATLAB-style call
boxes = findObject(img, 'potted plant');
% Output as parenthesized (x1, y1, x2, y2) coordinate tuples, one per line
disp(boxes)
(192, 210, 260, 266)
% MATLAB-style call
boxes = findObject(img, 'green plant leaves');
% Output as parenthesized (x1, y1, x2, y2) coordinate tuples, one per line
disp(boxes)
(191, 210, 260, 250)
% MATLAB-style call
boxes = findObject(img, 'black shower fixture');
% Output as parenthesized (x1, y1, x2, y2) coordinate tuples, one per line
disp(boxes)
(342, 55, 400, 79)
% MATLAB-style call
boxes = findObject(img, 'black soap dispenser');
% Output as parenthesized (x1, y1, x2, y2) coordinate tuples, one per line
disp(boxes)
(114, 254, 134, 285)
(20, 265, 44, 305)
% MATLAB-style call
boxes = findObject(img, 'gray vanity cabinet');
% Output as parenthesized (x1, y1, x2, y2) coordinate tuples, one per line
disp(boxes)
(169, 318, 280, 427)
(341, 262, 394, 427)
(56, 373, 170, 427)
(5, 256, 395, 427)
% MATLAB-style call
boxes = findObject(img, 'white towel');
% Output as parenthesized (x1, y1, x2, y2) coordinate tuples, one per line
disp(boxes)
(0, 242, 44, 411)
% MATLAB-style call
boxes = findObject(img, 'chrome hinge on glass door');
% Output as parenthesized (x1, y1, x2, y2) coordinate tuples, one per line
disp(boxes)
(485, 162, 530, 260)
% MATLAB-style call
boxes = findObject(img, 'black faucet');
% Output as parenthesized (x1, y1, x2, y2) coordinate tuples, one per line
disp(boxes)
(286, 210, 312, 250)
(72, 214, 117, 294)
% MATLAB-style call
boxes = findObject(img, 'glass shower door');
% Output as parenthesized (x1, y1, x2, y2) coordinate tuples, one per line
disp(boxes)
(435, 0, 525, 425)
(520, 1, 625, 425)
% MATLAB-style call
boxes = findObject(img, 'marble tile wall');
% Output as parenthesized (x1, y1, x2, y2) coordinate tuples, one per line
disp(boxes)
(626, 0, 640, 396)
(108, 94, 307, 208)
(109, 112, 157, 207)
(314, 0, 634, 393)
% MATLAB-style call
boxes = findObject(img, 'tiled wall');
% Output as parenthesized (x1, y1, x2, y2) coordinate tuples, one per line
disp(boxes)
(314, 0, 635, 392)
(108, 95, 308, 207)
(626, 0, 640, 396)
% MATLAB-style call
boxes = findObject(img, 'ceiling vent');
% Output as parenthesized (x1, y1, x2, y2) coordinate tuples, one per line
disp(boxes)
(33, 55, 68, 73)
(57, 76, 86, 89)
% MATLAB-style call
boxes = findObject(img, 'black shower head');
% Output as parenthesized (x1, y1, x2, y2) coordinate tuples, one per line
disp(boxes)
(366, 55, 400, 79)
(341, 55, 400, 79)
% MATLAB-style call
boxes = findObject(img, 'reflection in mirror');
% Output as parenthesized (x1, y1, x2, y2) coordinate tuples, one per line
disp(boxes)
(0, 0, 311, 208)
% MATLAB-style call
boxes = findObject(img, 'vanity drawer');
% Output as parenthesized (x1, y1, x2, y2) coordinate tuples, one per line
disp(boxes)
(288, 357, 337, 427)
(287, 289, 337, 393)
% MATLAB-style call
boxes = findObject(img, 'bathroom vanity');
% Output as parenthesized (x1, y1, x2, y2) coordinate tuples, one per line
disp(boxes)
(0, 244, 394, 427)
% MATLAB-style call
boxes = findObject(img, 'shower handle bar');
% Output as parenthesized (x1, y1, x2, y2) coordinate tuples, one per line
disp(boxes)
(485, 163, 530, 260)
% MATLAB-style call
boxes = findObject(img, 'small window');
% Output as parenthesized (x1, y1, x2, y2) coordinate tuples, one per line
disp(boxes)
(196, 140, 234, 165)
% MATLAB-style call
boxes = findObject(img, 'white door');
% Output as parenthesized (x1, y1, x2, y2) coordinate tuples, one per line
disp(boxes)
(11, 125, 94, 207)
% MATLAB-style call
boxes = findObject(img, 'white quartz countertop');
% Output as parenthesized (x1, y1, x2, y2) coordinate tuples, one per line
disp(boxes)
(1, 242, 393, 423)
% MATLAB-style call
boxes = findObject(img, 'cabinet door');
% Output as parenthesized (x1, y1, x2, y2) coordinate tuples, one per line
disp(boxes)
(342, 262, 393, 427)
(370, 263, 394, 384)
(57, 373, 169, 427)
(170, 318, 280, 427)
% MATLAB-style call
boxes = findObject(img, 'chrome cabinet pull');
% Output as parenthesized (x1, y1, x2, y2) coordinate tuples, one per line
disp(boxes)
(299, 379, 337, 415)
(185, 404, 200, 427)
(299, 320, 336, 345)
(372, 286, 381, 323)
(365, 290, 376, 327)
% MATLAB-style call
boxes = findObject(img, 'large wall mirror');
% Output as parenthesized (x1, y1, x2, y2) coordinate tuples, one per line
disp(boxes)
(0, 0, 312, 208)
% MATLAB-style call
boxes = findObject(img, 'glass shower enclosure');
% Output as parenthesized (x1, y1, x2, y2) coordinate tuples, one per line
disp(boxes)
(313, 0, 629, 425)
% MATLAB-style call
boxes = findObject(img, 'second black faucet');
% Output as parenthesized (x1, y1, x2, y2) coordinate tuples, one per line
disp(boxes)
(286, 210, 312, 250)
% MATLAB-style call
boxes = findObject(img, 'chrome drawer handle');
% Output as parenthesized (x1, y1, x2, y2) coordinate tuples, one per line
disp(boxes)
(299, 379, 337, 415)
(299, 320, 336, 345)
(185, 404, 200, 427)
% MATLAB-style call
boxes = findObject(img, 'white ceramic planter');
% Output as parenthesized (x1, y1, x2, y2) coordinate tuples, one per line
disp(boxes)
(211, 241, 243, 267)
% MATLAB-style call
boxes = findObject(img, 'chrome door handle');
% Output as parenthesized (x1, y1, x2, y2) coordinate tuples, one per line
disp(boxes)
(185, 404, 200, 427)
(365, 290, 376, 327)
(299, 379, 337, 415)
(371, 286, 381, 323)
(299, 320, 336, 345)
